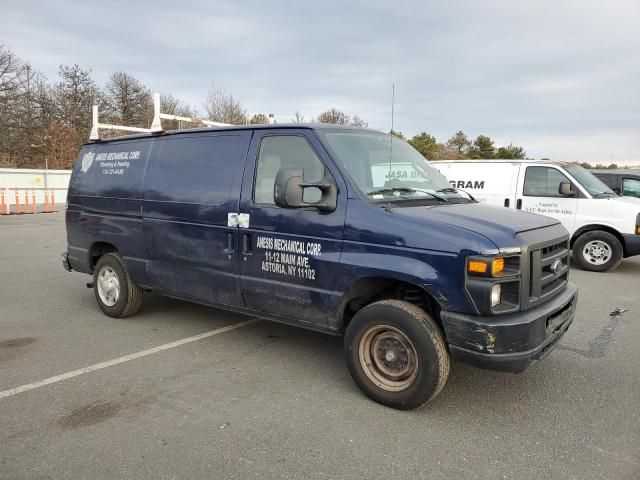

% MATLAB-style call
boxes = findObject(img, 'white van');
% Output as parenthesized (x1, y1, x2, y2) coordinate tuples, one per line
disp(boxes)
(434, 160, 640, 272)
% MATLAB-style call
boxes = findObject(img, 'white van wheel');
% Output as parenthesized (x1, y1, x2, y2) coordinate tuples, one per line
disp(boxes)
(573, 231, 623, 272)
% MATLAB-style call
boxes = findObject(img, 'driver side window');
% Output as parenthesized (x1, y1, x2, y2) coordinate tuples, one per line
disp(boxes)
(254, 135, 325, 205)
(523, 166, 571, 197)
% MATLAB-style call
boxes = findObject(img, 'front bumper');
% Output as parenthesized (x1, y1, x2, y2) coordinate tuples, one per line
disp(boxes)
(441, 282, 578, 373)
(622, 233, 640, 257)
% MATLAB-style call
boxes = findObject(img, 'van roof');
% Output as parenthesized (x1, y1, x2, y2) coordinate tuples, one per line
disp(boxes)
(85, 123, 373, 145)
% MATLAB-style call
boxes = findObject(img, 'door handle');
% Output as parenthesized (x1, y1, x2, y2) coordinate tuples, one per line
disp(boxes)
(242, 233, 252, 255)
(224, 232, 235, 254)
(516, 199, 522, 210)
(504, 198, 510, 207)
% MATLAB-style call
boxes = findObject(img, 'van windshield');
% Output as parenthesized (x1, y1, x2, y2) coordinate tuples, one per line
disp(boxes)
(319, 130, 468, 202)
(564, 164, 616, 197)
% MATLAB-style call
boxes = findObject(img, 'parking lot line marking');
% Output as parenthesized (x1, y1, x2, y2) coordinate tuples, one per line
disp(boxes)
(0, 318, 259, 400)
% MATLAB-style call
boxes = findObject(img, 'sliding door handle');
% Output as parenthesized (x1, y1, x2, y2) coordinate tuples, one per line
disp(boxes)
(242, 233, 252, 255)
(516, 199, 522, 210)
(224, 232, 235, 254)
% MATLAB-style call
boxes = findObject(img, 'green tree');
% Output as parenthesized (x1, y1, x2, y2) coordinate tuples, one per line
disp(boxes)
(446, 131, 470, 156)
(496, 143, 526, 159)
(249, 113, 269, 124)
(408, 132, 438, 159)
(580, 162, 592, 169)
(607, 163, 618, 169)
(468, 135, 496, 159)
(389, 129, 405, 140)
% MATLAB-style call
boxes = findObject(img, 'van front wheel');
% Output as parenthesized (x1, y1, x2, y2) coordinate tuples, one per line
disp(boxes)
(344, 300, 450, 410)
(573, 230, 623, 272)
(93, 253, 143, 318)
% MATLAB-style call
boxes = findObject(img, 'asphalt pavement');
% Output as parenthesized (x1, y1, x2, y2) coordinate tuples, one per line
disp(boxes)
(0, 212, 638, 479)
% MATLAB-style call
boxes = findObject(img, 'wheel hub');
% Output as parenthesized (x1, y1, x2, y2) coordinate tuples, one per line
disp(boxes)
(359, 325, 418, 392)
(583, 240, 611, 265)
(97, 266, 120, 306)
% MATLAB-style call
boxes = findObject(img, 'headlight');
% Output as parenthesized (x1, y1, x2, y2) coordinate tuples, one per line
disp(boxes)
(465, 254, 521, 315)
(491, 284, 502, 307)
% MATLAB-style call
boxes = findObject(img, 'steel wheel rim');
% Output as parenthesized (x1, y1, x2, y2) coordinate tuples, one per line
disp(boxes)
(583, 240, 612, 265)
(358, 325, 418, 392)
(97, 266, 120, 306)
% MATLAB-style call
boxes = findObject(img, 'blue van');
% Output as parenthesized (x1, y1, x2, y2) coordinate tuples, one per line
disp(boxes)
(63, 125, 578, 409)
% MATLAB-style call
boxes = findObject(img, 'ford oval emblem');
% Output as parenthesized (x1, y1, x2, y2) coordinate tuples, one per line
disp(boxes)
(550, 258, 563, 275)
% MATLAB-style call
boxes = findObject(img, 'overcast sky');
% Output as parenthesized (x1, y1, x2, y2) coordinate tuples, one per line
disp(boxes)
(2, 0, 639, 162)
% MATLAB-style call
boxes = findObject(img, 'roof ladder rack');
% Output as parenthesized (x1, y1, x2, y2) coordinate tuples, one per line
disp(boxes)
(90, 92, 231, 140)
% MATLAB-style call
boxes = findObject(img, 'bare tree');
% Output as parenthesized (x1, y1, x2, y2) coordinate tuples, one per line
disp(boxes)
(158, 93, 198, 130)
(101, 72, 152, 128)
(203, 86, 247, 124)
(317, 108, 367, 127)
(317, 108, 349, 125)
(292, 111, 306, 124)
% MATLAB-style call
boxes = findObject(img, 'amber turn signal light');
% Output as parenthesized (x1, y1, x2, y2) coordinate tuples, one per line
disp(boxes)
(467, 260, 488, 274)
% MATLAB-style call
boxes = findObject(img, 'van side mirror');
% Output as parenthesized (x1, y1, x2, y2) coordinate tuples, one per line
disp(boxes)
(559, 181, 575, 197)
(274, 168, 337, 212)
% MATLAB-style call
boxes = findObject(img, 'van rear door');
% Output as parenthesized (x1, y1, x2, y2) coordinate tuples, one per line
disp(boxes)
(142, 131, 251, 306)
(515, 164, 578, 232)
(237, 129, 346, 327)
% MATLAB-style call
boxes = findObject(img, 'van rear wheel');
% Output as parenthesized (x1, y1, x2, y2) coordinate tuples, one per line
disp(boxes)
(573, 231, 623, 272)
(93, 253, 143, 318)
(344, 300, 450, 410)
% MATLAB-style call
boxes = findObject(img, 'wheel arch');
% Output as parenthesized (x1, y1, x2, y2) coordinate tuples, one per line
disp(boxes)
(570, 224, 624, 250)
(337, 276, 443, 333)
(88, 241, 119, 272)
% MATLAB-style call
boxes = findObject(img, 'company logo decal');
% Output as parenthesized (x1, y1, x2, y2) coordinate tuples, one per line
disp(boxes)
(550, 258, 563, 275)
(81, 152, 95, 173)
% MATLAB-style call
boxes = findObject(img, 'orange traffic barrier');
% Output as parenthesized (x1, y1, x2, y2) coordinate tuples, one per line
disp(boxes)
(51, 189, 56, 210)
(44, 189, 50, 213)
(31, 188, 36, 214)
(0, 188, 8, 215)
(24, 189, 30, 214)
(14, 187, 21, 214)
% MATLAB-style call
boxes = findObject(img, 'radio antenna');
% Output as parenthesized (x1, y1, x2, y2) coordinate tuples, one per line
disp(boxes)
(387, 83, 395, 208)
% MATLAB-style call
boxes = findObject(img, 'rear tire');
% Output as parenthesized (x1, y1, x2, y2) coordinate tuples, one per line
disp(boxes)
(93, 253, 143, 318)
(572, 231, 623, 272)
(344, 300, 450, 410)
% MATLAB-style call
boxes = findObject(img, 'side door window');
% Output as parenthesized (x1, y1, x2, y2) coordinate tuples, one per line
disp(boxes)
(519, 166, 578, 232)
(622, 178, 640, 198)
(254, 135, 325, 205)
(523, 166, 572, 197)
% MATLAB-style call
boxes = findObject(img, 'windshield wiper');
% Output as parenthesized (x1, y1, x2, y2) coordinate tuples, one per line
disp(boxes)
(436, 187, 477, 202)
(592, 191, 616, 197)
(367, 187, 449, 202)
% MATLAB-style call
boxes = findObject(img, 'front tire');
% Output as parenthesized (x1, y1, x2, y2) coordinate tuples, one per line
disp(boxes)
(93, 253, 143, 318)
(572, 231, 623, 272)
(344, 300, 450, 410)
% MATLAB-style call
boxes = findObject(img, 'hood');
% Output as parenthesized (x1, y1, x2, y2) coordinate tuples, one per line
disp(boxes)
(610, 195, 640, 207)
(393, 202, 560, 244)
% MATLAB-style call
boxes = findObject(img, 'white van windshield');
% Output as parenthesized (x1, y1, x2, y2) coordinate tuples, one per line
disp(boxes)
(565, 164, 616, 197)
(319, 130, 468, 202)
